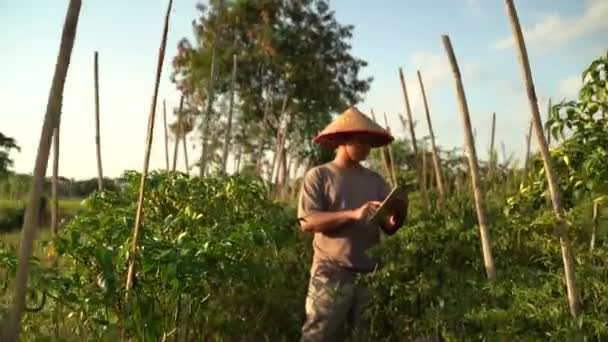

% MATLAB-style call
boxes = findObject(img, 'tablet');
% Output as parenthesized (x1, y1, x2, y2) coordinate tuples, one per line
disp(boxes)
(367, 185, 407, 225)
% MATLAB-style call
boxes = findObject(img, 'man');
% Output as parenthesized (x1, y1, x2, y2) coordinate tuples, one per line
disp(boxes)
(298, 107, 408, 341)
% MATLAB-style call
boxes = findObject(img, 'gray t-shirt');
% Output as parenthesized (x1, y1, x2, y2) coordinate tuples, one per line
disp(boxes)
(297, 162, 391, 273)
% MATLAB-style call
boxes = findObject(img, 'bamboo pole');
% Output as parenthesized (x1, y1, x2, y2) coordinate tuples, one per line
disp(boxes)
(383, 112, 398, 187)
(589, 202, 600, 252)
(546, 98, 552, 145)
(172, 96, 184, 171)
(125, 0, 173, 292)
(399, 68, 428, 206)
(522, 119, 533, 185)
(422, 141, 428, 191)
(370, 109, 392, 183)
(443, 35, 496, 280)
(417, 71, 447, 197)
(94, 51, 104, 191)
(200, 42, 216, 177)
(488, 112, 496, 178)
(256, 86, 272, 175)
(1, 1, 82, 339)
(234, 146, 242, 174)
(504, 0, 580, 320)
(182, 127, 190, 176)
(51, 124, 60, 236)
(222, 54, 238, 174)
(163, 99, 169, 171)
(271, 95, 289, 183)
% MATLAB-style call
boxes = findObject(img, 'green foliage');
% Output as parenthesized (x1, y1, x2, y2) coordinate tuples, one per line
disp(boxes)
(1, 172, 310, 340)
(0, 132, 20, 179)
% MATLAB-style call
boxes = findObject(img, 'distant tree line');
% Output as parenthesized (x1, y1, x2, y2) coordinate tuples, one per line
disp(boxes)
(0, 174, 119, 200)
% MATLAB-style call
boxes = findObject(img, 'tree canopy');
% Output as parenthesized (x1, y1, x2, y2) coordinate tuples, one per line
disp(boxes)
(0, 132, 20, 179)
(171, 0, 372, 170)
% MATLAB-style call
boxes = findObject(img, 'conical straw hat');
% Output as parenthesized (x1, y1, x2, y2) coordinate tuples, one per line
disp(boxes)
(314, 107, 393, 149)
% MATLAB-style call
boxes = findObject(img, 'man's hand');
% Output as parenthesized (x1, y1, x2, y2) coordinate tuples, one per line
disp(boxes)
(350, 201, 382, 221)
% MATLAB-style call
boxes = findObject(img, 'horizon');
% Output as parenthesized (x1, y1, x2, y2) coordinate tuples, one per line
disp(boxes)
(2, 0, 606, 180)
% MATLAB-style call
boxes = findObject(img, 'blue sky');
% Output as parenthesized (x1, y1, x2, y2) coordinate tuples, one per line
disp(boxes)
(1, 0, 606, 179)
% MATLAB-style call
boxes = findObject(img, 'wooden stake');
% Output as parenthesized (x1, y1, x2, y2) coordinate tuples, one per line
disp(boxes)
(1, 1, 82, 339)
(417, 71, 447, 197)
(504, 0, 580, 319)
(271, 95, 289, 184)
(172, 96, 184, 171)
(94, 51, 104, 191)
(222, 54, 238, 174)
(51, 124, 60, 236)
(383, 112, 398, 187)
(488, 112, 496, 177)
(126, 0, 173, 292)
(163, 99, 169, 171)
(256, 86, 272, 175)
(370, 109, 392, 184)
(522, 119, 533, 185)
(234, 146, 242, 174)
(200, 42, 216, 177)
(182, 126, 190, 176)
(443, 35, 496, 280)
(590, 201, 600, 252)
(422, 141, 428, 191)
(546, 98, 552, 145)
(399, 68, 428, 205)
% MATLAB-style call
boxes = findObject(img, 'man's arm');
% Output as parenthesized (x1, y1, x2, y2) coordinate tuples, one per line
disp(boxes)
(298, 210, 354, 233)
(299, 201, 381, 233)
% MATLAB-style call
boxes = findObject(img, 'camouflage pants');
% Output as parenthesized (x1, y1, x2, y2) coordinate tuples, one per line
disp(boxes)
(300, 263, 371, 342)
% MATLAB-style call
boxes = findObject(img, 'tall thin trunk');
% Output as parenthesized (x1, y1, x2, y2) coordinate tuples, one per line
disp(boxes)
(443, 35, 496, 280)
(399, 68, 427, 207)
(1, 1, 81, 339)
(51, 124, 60, 236)
(163, 99, 169, 171)
(417, 71, 447, 197)
(546, 98, 552, 145)
(234, 146, 242, 174)
(182, 129, 190, 176)
(126, 0, 173, 292)
(383, 112, 397, 187)
(422, 143, 428, 191)
(271, 95, 289, 183)
(94, 51, 103, 191)
(222, 54, 238, 174)
(370, 110, 391, 183)
(488, 112, 496, 178)
(590, 202, 600, 252)
(500, 141, 507, 166)
(504, 0, 580, 320)
(256, 86, 272, 175)
(200, 42, 217, 177)
(172, 96, 184, 171)
(522, 119, 533, 185)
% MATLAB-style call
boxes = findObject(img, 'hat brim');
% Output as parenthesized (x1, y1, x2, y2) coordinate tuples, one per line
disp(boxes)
(313, 130, 394, 149)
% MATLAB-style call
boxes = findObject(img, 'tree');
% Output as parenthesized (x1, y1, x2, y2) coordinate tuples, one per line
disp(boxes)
(171, 0, 372, 173)
(0, 132, 21, 179)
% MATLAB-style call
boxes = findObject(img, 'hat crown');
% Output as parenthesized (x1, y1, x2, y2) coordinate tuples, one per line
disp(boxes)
(313, 106, 394, 149)
(319, 106, 387, 136)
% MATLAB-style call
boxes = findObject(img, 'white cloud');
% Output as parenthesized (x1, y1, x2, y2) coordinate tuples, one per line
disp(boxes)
(558, 75, 581, 99)
(494, 0, 608, 51)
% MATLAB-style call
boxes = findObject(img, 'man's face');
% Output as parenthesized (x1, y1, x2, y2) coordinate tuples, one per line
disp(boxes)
(344, 134, 373, 161)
